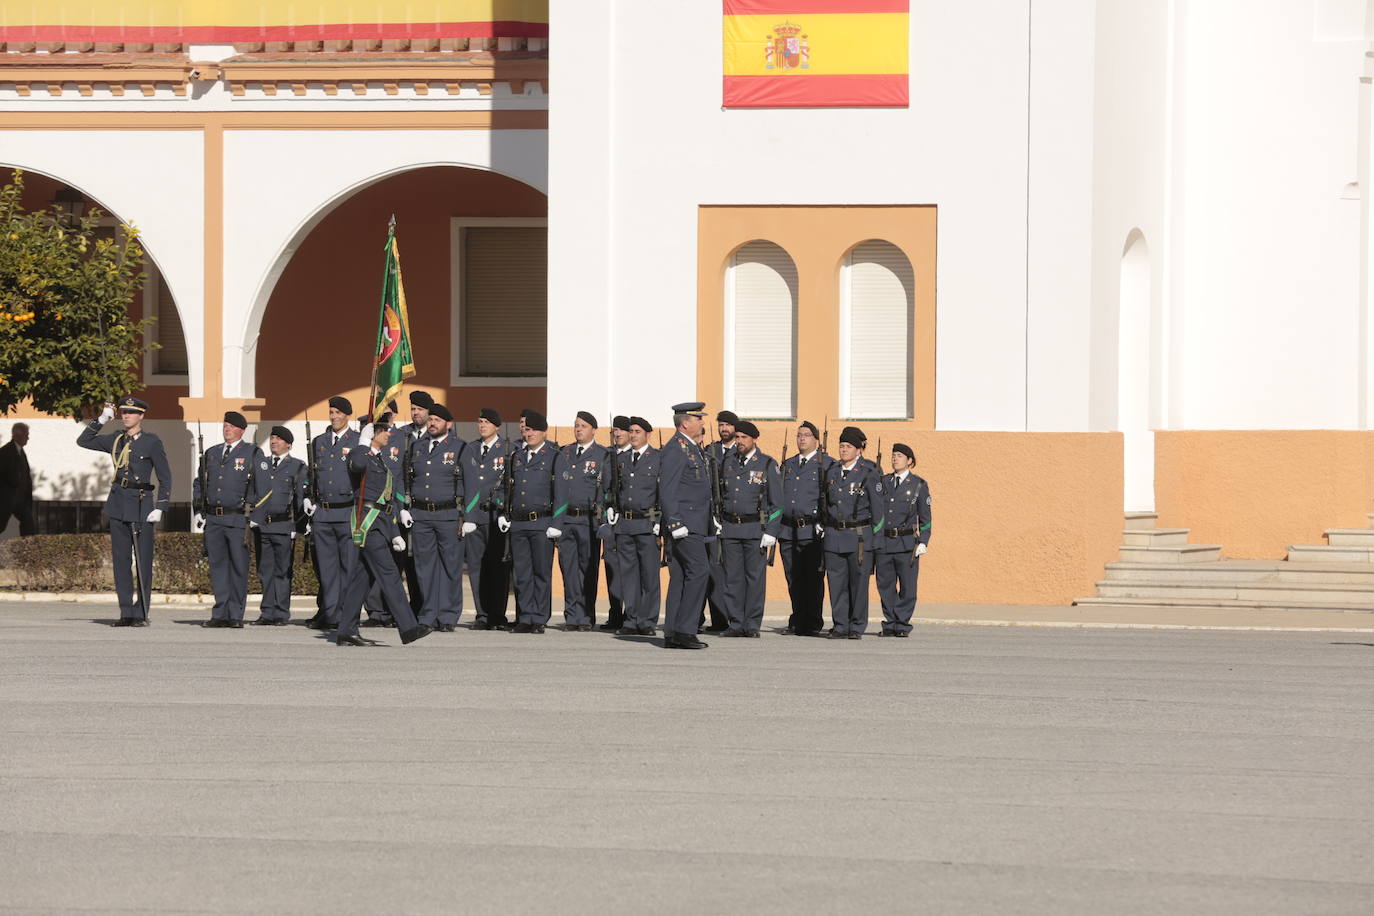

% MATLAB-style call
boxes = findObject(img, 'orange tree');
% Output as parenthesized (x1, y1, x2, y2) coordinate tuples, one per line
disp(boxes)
(0, 169, 151, 418)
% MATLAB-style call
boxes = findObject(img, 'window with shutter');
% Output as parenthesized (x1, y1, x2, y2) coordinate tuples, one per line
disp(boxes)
(456, 222, 548, 379)
(842, 240, 913, 418)
(150, 266, 187, 377)
(726, 240, 796, 418)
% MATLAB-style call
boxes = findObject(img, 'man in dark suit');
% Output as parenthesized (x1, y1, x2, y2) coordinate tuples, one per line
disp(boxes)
(0, 422, 36, 536)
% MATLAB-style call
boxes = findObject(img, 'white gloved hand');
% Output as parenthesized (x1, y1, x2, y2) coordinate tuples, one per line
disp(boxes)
(302, 498, 316, 517)
(146, 508, 162, 524)
(358, 423, 375, 444)
(250, 520, 260, 529)
(671, 525, 689, 540)
(605, 507, 619, 525)
(462, 521, 477, 535)
(391, 536, 406, 552)
(193, 513, 205, 532)
(760, 533, 777, 549)
(98, 406, 115, 424)
(713, 518, 723, 536)
(546, 527, 561, 539)
(399, 509, 414, 528)
(652, 522, 660, 536)
(304, 523, 311, 536)
(497, 516, 511, 533)
(290, 531, 297, 540)
(914, 543, 927, 557)
(814, 523, 825, 538)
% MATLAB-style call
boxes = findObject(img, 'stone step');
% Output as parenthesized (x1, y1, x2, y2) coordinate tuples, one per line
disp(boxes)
(1093, 578, 1374, 605)
(1121, 528, 1190, 547)
(1287, 545, 1374, 563)
(1124, 512, 1158, 531)
(1324, 529, 1374, 546)
(1073, 596, 1374, 614)
(1118, 544, 1222, 563)
(1103, 560, 1374, 585)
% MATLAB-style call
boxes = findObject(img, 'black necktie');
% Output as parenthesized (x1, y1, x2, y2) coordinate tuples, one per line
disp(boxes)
(842, 468, 850, 481)
(576, 446, 584, 458)
(271, 456, 280, 470)
(429, 440, 437, 455)
(632, 452, 640, 467)
(481, 444, 489, 459)
(799, 457, 807, 470)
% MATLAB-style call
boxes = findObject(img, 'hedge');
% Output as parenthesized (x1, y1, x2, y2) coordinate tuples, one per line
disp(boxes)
(0, 532, 321, 595)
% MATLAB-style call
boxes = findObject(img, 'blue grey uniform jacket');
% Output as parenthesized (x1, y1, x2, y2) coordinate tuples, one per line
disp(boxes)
(347, 445, 402, 541)
(194, 440, 263, 528)
(719, 448, 783, 539)
(462, 437, 510, 524)
(878, 472, 932, 554)
(496, 442, 570, 531)
(780, 451, 834, 543)
(659, 431, 712, 535)
(606, 446, 660, 536)
(559, 441, 608, 520)
(310, 428, 361, 523)
(77, 422, 172, 521)
(821, 459, 886, 554)
(408, 431, 465, 521)
(248, 454, 307, 534)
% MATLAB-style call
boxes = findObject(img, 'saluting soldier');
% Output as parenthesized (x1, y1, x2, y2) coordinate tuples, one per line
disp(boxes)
(606, 416, 661, 636)
(464, 408, 513, 629)
(598, 415, 633, 631)
(77, 396, 171, 626)
(557, 411, 607, 631)
(335, 416, 430, 646)
(717, 420, 782, 638)
(659, 402, 713, 650)
(248, 426, 306, 625)
(194, 411, 262, 629)
(820, 426, 885, 639)
(699, 409, 738, 633)
(779, 421, 833, 637)
(495, 410, 568, 633)
(302, 396, 361, 631)
(876, 443, 932, 638)
(408, 403, 466, 632)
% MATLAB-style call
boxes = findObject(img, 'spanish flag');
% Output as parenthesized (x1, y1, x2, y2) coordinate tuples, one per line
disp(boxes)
(723, 0, 908, 108)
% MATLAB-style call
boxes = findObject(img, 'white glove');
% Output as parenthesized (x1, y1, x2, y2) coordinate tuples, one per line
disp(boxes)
(146, 508, 162, 524)
(359, 423, 375, 443)
(462, 521, 477, 535)
(652, 522, 660, 536)
(304, 523, 311, 536)
(713, 518, 723, 536)
(546, 526, 561, 539)
(760, 533, 777, 549)
(390, 536, 405, 552)
(915, 543, 927, 557)
(98, 406, 115, 424)
(399, 509, 414, 528)
(290, 531, 297, 540)
(671, 525, 689, 540)
(814, 523, 825, 538)
(193, 513, 205, 531)
(497, 516, 511, 533)
(302, 498, 316, 517)
(249, 520, 259, 529)
(605, 507, 619, 525)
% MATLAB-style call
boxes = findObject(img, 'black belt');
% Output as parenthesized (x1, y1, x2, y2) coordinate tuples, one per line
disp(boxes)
(721, 511, 761, 524)
(620, 508, 658, 520)
(510, 509, 550, 522)
(117, 479, 155, 491)
(567, 506, 595, 517)
(886, 526, 918, 537)
(205, 505, 242, 516)
(412, 499, 457, 512)
(829, 517, 872, 530)
(321, 499, 354, 510)
(261, 512, 294, 525)
(783, 514, 816, 527)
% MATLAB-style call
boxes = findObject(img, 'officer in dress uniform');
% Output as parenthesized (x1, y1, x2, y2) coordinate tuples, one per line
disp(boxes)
(606, 417, 661, 636)
(556, 411, 607, 631)
(303, 396, 361, 630)
(495, 410, 568, 633)
(717, 420, 782, 638)
(659, 402, 713, 650)
(390, 390, 432, 611)
(820, 426, 885, 639)
(876, 443, 932, 638)
(464, 408, 513, 629)
(77, 396, 171, 626)
(779, 421, 833, 637)
(335, 416, 431, 647)
(699, 410, 738, 633)
(248, 426, 306, 625)
(362, 399, 405, 627)
(408, 403, 466, 632)
(392, 390, 433, 442)
(194, 411, 262, 628)
(597, 415, 633, 631)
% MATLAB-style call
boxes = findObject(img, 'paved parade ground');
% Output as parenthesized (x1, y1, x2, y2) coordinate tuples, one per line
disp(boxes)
(1, 601, 1372, 915)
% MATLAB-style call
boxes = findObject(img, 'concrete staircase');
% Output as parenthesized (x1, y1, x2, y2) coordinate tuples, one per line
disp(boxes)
(1074, 512, 1374, 614)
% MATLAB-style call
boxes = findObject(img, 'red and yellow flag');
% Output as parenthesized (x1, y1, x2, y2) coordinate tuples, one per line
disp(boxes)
(723, 0, 908, 108)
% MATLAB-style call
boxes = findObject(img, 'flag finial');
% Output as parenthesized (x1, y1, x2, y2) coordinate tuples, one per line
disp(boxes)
(388, 213, 396, 232)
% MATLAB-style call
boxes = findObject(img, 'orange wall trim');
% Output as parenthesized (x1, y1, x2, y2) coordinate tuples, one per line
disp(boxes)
(1156, 430, 1374, 559)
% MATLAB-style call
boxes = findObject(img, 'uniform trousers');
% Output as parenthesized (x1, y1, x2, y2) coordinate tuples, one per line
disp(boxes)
(465, 520, 511, 625)
(875, 552, 919, 634)
(204, 518, 249, 622)
(511, 528, 554, 626)
(255, 531, 294, 621)
(556, 519, 600, 626)
(337, 528, 420, 638)
(412, 517, 463, 628)
(825, 549, 873, 636)
(602, 531, 624, 627)
(780, 537, 826, 634)
(109, 515, 156, 619)
(665, 534, 710, 640)
(722, 537, 768, 633)
(311, 518, 358, 628)
(616, 532, 661, 630)
(699, 558, 729, 630)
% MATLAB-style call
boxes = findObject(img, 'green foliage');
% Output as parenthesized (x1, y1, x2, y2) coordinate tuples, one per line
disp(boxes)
(0, 169, 152, 418)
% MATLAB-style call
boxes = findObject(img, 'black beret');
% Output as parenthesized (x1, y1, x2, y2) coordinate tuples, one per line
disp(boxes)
(429, 403, 453, 422)
(839, 426, 866, 449)
(799, 420, 819, 438)
(525, 410, 548, 432)
(576, 410, 598, 428)
(478, 407, 502, 425)
(716, 410, 740, 426)
(628, 416, 652, 432)
(117, 396, 149, 413)
(408, 391, 434, 409)
(270, 425, 294, 444)
(520, 407, 535, 419)
(892, 443, 914, 462)
(223, 411, 247, 430)
(328, 396, 352, 414)
(612, 415, 631, 431)
(375, 412, 393, 428)
(734, 420, 760, 438)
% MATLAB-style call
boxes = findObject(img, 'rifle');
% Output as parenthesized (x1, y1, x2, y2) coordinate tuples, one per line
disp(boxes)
(768, 439, 787, 568)
(131, 486, 149, 612)
(876, 436, 884, 473)
(242, 431, 255, 550)
(301, 414, 317, 566)
(706, 436, 724, 565)
(821, 415, 830, 455)
(195, 420, 208, 558)
(402, 425, 415, 557)
(501, 424, 515, 565)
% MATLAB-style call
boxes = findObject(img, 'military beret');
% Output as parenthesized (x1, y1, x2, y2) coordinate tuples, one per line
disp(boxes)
(628, 416, 652, 433)
(734, 420, 760, 438)
(612, 415, 631, 431)
(117, 396, 148, 414)
(408, 391, 434, 409)
(223, 411, 247, 430)
(429, 403, 453, 422)
(478, 407, 502, 425)
(671, 401, 706, 417)
(328, 396, 352, 414)
(520, 408, 536, 420)
(576, 410, 598, 428)
(374, 412, 393, 429)
(892, 443, 914, 462)
(839, 426, 866, 449)
(799, 420, 819, 439)
(270, 425, 294, 444)
(525, 410, 548, 432)
(716, 410, 740, 426)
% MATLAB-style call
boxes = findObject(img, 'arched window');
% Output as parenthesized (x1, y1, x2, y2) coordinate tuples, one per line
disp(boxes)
(841, 240, 913, 418)
(726, 240, 797, 418)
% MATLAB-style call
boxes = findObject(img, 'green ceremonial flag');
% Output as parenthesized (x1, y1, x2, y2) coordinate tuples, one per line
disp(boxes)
(370, 220, 416, 418)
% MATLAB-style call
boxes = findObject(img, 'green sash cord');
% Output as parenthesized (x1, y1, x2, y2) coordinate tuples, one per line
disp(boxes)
(553, 502, 568, 518)
(351, 469, 394, 547)
(465, 492, 482, 513)
(767, 508, 781, 522)
(920, 521, 932, 533)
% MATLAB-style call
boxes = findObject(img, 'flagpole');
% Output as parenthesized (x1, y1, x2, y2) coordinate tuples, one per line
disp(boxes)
(364, 216, 398, 426)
